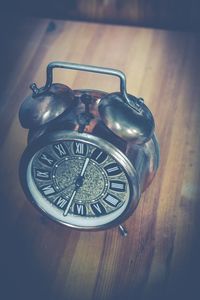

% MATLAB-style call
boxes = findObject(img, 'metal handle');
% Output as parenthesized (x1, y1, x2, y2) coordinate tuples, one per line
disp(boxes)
(30, 61, 137, 107)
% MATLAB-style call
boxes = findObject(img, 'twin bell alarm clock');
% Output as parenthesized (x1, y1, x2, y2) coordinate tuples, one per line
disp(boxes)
(19, 62, 159, 235)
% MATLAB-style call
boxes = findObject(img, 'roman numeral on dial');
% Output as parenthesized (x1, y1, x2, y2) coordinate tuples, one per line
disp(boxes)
(41, 185, 56, 196)
(73, 204, 86, 216)
(90, 202, 106, 216)
(35, 169, 50, 180)
(53, 143, 69, 158)
(91, 148, 107, 164)
(73, 142, 87, 156)
(103, 193, 121, 207)
(39, 152, 55, 167)
(109, 181, 126, 192)
(104, 163, 122, 176)
(53, 196, 69, 209)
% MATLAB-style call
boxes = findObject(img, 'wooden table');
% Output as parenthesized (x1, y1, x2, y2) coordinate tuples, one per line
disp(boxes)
(0, 17, 200, 300)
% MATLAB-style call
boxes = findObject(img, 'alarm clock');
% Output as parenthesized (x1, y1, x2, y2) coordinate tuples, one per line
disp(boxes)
(19, 62, 159, 235)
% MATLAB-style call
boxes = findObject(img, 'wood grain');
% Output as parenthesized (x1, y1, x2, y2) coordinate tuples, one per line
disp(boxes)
(0, 18, 200, 300)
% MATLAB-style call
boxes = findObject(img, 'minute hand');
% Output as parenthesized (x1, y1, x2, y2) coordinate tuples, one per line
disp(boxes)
(63, 189, 77, 216)
(63, 157, 90, 216)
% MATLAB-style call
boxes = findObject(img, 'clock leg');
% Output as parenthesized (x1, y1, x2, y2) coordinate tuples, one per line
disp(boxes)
(118, 224, 128, 237)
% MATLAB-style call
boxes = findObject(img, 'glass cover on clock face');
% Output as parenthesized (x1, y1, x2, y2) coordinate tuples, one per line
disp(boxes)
(24, 136, 135, 229)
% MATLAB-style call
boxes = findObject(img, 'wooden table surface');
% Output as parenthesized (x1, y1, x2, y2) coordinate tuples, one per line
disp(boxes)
(0, 17, 200, 300)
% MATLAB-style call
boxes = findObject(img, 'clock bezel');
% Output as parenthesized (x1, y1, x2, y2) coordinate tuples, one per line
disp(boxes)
(19, 130, 140, 230)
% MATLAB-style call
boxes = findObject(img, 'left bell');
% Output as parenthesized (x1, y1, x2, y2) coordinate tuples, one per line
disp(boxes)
(19, 83, 74, 129)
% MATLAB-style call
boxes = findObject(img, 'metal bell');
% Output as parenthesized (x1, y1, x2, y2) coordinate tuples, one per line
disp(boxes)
(19, 83, 74, 129)
(98, 92, 155, 144)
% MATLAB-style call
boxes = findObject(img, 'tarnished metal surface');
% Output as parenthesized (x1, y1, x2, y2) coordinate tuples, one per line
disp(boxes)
(98, 92, 155, 144)
(19, 83, 74, 129)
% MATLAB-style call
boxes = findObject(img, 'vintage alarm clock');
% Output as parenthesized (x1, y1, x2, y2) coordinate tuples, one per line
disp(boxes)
(19, 62, 159, 235)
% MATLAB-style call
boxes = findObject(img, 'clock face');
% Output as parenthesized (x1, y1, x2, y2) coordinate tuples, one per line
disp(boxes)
(20, 131, 139, 229)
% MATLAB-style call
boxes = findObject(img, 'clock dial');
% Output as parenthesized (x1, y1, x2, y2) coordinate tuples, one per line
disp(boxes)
(21, 132, 138, 229)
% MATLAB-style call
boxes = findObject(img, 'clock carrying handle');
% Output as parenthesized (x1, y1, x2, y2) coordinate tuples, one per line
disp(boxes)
(30, 61, 138, 108)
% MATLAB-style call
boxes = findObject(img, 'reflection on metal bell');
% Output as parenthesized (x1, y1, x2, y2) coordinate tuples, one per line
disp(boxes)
(19, 83, 74, 129)
(98, 92, 155, 144)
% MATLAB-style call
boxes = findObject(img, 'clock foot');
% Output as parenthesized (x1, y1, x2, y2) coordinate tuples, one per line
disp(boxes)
(118, 224, 128, 237)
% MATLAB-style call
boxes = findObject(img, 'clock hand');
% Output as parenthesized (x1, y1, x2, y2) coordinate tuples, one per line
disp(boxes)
(63, 157, 90, 216)
(81, 157, 90, 176)
(63, 189, 77, 216)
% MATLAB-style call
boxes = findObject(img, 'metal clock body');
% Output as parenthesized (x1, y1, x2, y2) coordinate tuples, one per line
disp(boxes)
(19, 62, 159, 233)
(20, 130, 140, 230)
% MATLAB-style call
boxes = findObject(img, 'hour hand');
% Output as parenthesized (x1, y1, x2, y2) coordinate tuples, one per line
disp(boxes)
(75, 157, 90, 187)
(80, 157, 90, 177)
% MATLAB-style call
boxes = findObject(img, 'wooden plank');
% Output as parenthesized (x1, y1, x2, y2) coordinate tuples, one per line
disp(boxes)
(0, 18, 200, 300)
